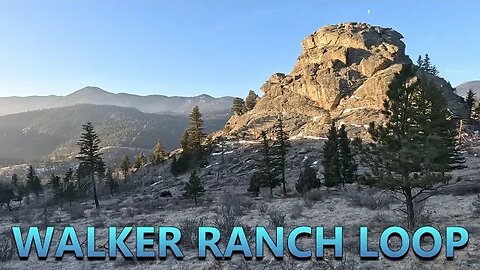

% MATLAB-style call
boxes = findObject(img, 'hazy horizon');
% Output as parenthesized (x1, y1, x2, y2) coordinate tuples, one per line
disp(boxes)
(0, 1, 479, 97)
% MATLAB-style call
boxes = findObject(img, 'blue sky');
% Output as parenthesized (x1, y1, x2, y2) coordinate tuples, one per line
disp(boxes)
(0, 1, 477, 97)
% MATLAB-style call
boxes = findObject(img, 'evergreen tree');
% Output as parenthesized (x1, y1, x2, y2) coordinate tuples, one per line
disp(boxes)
(466, 89, 476, 118)
(258, 131, 280, 197)
(272, 117, 290, 196)
(418, 53, 439, 76)
(104, 168, 118, 196)
(322, 122, 341, 188)
(245, 90, 258, 111)
(153, 141, 167, 164)
(295, 164, 321, 194)
(49, 174, 62, 206)
(0, 181, 15, 211)
(63, 168, 76, 206)
(416, 55, 424, 69)
(247, 171, 262, 197)
(134, 152, 147, 169)
(120, 155, 130, 180)
(170, 155, 190, 176)
(76, 122, 104, 209)
(188, 106, 205, 154)
(180, 130, 191, 153)
(358, 65, 464, 228)
(231, 97, 245, 115)
(26, 165, 42, 198)
(11, 174, 18, 189)
(338, 124, 357, 186)
(183, 171, 205, 205)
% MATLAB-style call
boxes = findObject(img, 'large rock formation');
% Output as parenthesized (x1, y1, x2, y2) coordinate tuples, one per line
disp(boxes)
(223, 22, 468, 139)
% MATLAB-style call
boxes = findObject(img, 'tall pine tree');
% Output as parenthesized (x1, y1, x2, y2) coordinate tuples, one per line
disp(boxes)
(76, 122, 104, 209)
(188, 106, 205, 155)
(273, 116, 290, 196)
(359, 65, 464, 228)
(466, 89, 476, 118)
(338, 124, 357, 186)
(259, 131, 280, 197)
(120, 155, 130, 180)
(49, 174, 62, 206)
(231, 97, 245, 115)
(63, 168, 76, 206)
(26, 165, 42, 198)
(322, 122, 341, 187)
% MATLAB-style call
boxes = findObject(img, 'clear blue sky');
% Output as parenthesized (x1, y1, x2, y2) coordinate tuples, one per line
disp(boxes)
(0, 1, 478, 97)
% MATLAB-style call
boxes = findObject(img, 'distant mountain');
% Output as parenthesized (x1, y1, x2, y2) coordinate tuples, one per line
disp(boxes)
(0, 104, 229, 165)
(456, 81, 480, 97)
(0, 86, 234, 116)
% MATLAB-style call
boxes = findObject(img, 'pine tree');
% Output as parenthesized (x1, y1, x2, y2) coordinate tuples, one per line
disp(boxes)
(245, 90, 258, 111)
(259, 131, 280, 197)
(322, 123, 341, 188)
(104, 168, 118, 196)
(11, 174, 18, 189)
(418, 53, 439, 76)
(134, 152, 147, 169)
(295, 163, 321, 194)
(231, 97, 245, 115)
(120, 154, 130, 180)
(183, 171, 205, 205)
(63, 168, 76, 206)
(466, 89, 476, 118)
(153, 141, 167, 164)
(0, 181, 15, 211)
(273, 117, 290, 196)
(26, 165, 42, 198)
(188, 106, 205, 154)
(76, 122, 104, 209)
(358, 65, 464, 229)
(338, 124, 357, 186)
(49, 174, 62, 206)
(417, 55, 424, 69)
(180, 130, 191, 153)
(247, 172, 262, 197)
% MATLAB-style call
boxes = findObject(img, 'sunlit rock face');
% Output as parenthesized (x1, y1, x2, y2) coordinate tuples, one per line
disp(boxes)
(222, 22, 468, 139)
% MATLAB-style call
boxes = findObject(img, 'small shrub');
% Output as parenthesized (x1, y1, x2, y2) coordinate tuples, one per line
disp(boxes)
(413, 201, 433, 227)
(122, 207, 136, 218)
(67, 205, 85, 220)
(305, 189, 324, 202)
(346, 189, 391, 210)
(0, 233, 14, 262)
(268, 210, 286, 228)
(473, 195, 480, 215)
(258, 204, 268, 213)
(179, 218, 206, 249)
(214, 205, 241, 238)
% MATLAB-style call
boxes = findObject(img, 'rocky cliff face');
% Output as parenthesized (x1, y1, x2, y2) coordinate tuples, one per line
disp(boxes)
(223, 22, 468, 139)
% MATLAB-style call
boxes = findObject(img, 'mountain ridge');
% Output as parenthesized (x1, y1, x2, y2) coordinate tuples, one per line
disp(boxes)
(456, 81, 480, 97)
(0, 86, 234, 116)
(0, 103, 230, 165)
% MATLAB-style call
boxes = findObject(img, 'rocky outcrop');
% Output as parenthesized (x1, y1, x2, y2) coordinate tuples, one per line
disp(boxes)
(222, 22, 468, 139)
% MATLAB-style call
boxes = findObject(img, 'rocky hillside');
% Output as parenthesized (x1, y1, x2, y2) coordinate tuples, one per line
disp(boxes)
(224, 23, 468, 139)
